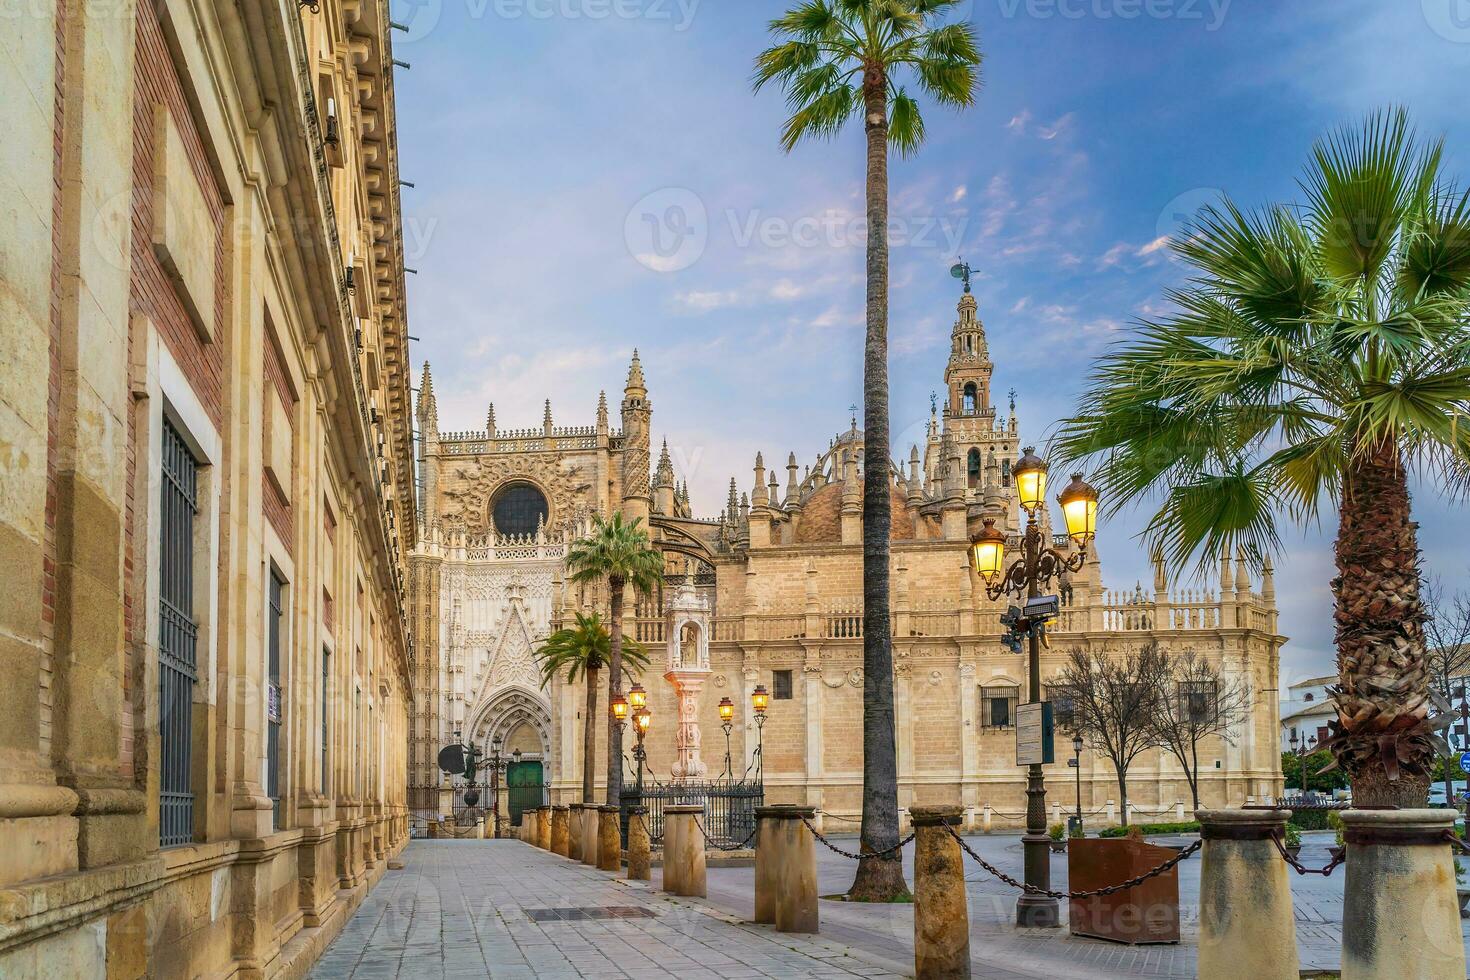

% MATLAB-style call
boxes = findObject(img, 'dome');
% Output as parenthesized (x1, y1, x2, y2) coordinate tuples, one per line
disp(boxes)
(793, 481, 915, 545)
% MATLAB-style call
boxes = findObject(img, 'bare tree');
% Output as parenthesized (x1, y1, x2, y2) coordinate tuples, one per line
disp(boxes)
(1057, 644, 1169, 826)
(1146, 649, 1250, 810)
(1423, 575, 1470, 803)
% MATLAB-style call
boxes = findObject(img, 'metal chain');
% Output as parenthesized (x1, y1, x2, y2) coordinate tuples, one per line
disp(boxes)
(1269, 830, 1345, 877)
(945, 824, 1200, 899)
(693, 815, 758, 851)
(818, 810, 863, 824)
(802, 817, 915, 861)
(1445, 830, 1470, 855)
(636, 812, 663, 846)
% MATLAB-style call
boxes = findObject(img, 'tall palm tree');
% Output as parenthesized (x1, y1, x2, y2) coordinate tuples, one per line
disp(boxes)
(755, 0, 981, 900)
(534, 612, 651, 803)
(1057, 109, 1470, 808)
(566, 514, 665, 805)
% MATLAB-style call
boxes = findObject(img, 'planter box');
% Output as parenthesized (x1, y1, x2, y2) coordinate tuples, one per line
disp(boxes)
(1067, 838, 1180, 945)
(1328, 845, 1346, 863)
(1049, 839, 1068, 854)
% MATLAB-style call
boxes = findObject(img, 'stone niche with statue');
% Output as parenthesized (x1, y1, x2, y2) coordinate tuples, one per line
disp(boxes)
(665, 571, 712, 781)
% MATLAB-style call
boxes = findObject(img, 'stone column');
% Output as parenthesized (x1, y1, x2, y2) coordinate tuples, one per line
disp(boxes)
(626, 805, 651, 881)
(568, 803, 583, 861)
(776, 806, 819, 934)
(551, 805, 570, 857)
(597, 805, 622, 872)
(664, 805, 707, 897)
(581, 805, 600, 867)
(912, 804, 970, 980)
(537, 807, 552, 850)
(1196, 809, 1298, 980)
(1340, 809, 1466, 980)
(754, 805, 794, 924)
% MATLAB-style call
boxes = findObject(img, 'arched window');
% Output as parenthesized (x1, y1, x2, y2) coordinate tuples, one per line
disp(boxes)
(967, 448, 982, 489)
(962, 382, 978, 415)
(1001, 459, 1012, 488)
(490, 482, 549, 537)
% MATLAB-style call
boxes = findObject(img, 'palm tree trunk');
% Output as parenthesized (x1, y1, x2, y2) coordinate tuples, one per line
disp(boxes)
(1332, 437, 1432, 807)
(583, 664, 599, 804)
(606, 578, 626, 806)
(848, 71, 908, 903)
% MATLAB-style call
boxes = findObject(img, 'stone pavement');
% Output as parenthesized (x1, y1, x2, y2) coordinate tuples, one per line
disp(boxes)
(308, 840, 907, 979)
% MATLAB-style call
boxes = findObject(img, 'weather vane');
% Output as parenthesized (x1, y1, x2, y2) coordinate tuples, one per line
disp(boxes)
(1008, 387, 1017, 412)
(849, 403, 859, 429)
(950, 258, 974, 294)
(930, 391, 938, 415)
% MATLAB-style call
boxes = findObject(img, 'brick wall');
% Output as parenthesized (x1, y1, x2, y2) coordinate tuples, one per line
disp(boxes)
(262, 330, 295, 546)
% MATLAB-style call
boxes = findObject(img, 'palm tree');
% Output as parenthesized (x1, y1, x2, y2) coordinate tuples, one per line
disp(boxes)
(1057, 109, 1470, 808)
(755, 0, 981, 900)
(566, 513, 665, 805)
(534, 612, 651, 803)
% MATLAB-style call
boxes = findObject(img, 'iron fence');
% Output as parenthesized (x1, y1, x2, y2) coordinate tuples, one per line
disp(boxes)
(619, 780, 763, 848)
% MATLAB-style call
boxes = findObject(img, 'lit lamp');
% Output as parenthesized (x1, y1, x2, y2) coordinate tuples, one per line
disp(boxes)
(634, 706, 652, 736)
(718, 696, 736, 782)
(969, 518, 1007, 584)
(628, 683, 648, 712)
(750, 685, 769, 781)
(631, 705, 652, 794)
(751, 685, 770, 717)
(611, 693, 629, 728)
(1013, 447, 1048, 515)
(1058, 473, 1099, 547)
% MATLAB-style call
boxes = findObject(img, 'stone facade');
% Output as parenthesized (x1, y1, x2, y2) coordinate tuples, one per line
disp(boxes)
(411, 290, 1286, 831)
(0, 0, 416, 975)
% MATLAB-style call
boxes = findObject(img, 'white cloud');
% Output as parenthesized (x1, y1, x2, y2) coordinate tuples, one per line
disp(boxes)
(674, 289, 740, 313)
(950, 184, 968, 203)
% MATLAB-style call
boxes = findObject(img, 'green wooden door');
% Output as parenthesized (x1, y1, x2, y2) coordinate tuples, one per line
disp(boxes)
(507, 761, 544, 827)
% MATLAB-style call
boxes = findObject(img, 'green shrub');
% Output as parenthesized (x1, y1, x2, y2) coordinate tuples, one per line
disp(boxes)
(1285, 824, 1302, 848)
(1069, 822, 1085, 839)
(1098, 820, 1201, 838)
(1284, 808, 1334, 831)
(1327, 811, 1345, 847)
(1048, 822, 1066, 841)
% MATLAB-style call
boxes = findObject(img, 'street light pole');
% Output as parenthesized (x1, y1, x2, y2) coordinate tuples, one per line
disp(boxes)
(1072, 734, 1083, 837)
(969, 453, 1098, 930)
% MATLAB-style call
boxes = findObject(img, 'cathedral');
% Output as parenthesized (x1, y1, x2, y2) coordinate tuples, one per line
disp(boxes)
(407, 286, 1286, 830)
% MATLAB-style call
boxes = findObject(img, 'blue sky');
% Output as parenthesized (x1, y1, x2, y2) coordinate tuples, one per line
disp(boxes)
(389, 0, 1470, 685)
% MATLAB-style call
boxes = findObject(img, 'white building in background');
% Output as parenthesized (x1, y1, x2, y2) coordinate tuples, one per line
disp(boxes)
(1280, 674, 1335, 752)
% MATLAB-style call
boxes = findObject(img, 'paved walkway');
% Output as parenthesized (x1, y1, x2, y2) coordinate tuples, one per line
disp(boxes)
(309, 840, 906, 979)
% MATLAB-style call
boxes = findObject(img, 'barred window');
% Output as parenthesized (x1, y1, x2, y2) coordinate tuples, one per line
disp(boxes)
(1044, 683, 1078, 732)
(1179, 680, 1216, 724)
(267, 571, 286, 830)
(159, 419, 199, 848)
(981, 685, 1020, 729)
(773, 669, 794, 700)
(321, 648, 331, 794)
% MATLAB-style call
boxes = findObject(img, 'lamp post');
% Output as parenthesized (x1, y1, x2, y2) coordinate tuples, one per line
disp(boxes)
(718, 696, 735, 782)
(750, 685, 769, 781)
(1290, 730, 1317, 796)
(488, 736, 507, 837)
(1071, 734, 1084, 838)
(632, 705, 652, 795)
(969, 451, 1098, 929)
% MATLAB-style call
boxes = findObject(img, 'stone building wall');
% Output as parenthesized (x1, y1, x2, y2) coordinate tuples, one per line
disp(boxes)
(0, 0, 416, 975)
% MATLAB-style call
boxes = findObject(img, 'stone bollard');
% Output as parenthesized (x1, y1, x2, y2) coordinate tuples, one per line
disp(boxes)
(538, 808, 553, 850)
(626, 806, 651, 881)
(597, 805, 622, 872)
(1196, 809, 1298, 980)
(1340, 808, 1466, 980)
(912, 804, 970, 980)
(663, 805, 707, 897)
(551, 805, 570, 857)
(568, 803, 584, 861)
(776, 806, 819, 934)
(581, 805, 600, 867)
(754, 805, 796, 924)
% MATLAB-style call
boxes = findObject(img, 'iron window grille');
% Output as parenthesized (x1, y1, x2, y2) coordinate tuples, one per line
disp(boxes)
(1044, 683, 1078, 732)
(772, 669, 794, 700)
(322, 648, 330, 794)
(268, 572, 286, 829)
(981, 685, 1020, 729)
(1178, 680, 1217, 724)
(159, 420, 199, 848)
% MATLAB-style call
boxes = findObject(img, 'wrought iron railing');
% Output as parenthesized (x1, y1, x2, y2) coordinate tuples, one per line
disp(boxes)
(619, 779, 763, 848)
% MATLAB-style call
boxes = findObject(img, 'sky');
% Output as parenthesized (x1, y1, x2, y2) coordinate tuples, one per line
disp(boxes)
(387, 0, 1470, 689)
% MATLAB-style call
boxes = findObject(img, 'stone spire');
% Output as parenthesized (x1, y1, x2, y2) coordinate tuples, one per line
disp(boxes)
(653, 439, 676, 516)
(542, 399, 553, 435)
(1235, 545, 1251, 593)
(1262, 555, 1276, 600)
(596, 390, 609, 435)
(486, 402, 496, 437)
(753, 452, 768, 507)
(654, 439, 675, 486)
(621, 352, 652, 522)
(726, 478, 739, 525)
(417, 361, 438, 435)
(625, 348, 647, 398)
(784, 452, 799, 507)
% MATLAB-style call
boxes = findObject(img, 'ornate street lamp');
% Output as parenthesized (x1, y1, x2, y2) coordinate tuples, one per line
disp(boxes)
(611, 693, 630, 728)
(718, 696, 735, 782)
(488, 736, 507, 838)
(967, 449, 1098, 930)
(632, 705, 652, 795)
(750, 685, 769, 781)
(1290, 730, 1318, 796)
(628, 683, 648, 712)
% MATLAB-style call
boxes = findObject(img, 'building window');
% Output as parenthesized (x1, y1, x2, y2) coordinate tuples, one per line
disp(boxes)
(159, 419, 200, 848)
(322, 648, 331, 795)
(967, 448, 982, 489)
(490, 481, 548, 537)
(981, 685, 1020, 729)
(1178, 680, 1217, 724)
(773, 670, 794, 700)
(962, 382, 977, 415)
(267, 571, 286, 830)
(1044, 683, 1077, 732)
(1001, 459, 1011, 487)
(1303, 692, 1314, 702)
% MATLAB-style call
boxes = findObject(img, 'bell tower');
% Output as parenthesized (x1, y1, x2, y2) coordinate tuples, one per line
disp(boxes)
(944, 288, 993, 420)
